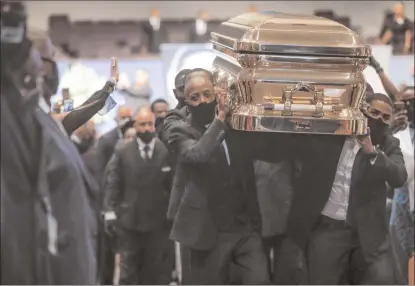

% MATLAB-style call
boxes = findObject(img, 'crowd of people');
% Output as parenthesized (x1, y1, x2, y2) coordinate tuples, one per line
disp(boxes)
(1, 1, 414, 285)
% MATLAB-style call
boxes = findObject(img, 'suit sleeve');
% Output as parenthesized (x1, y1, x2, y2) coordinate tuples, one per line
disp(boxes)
(167, 118, 229, 165)
(370, 137, 408, 188)
(95, 136, 110, 186)
(62, 80, 115, 135)
(103, 152, 122, 213)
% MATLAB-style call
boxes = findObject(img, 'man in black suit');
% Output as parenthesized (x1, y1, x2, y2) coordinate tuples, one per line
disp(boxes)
(164, 69, 292, 284)
(95, 105, 133, 284)
(104, 106, 173, 285)
(286, 93, 407, 284)
(151, 98, 169, 139)
(142, 9, 165, 54)
(96, 106, 133, 184)
(189, 10, 211, 44)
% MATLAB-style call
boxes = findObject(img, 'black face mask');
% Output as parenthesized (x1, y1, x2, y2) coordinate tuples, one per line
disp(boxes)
(137, 131, 155, 144)
(155, 116, 165, 130)
(188, 100, 216, 126)
(366, 116, 388, 145)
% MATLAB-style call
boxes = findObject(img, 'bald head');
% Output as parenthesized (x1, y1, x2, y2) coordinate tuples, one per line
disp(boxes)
(134, 106, 156, 134)
(116, 106, 133, 127)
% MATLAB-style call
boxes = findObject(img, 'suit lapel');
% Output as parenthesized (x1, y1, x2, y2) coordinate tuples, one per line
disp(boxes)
(351, 149, 367, 188)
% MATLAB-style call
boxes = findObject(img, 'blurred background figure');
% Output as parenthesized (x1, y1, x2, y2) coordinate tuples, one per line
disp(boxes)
(151, 98, 169, 138)
(120, 69, 151, 116)
(189, 9, 210, 43)
(249, 4, 257, 12)
(103, 106, 173, 285)
(143, 8, 164, 54)
(379, 1, 413, 54)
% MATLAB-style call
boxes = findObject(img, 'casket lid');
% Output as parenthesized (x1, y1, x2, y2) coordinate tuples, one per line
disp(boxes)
(211, 11, 371, 58)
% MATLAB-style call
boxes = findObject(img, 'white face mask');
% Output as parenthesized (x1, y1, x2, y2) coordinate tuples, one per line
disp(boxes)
(396, 18, 404, 25)
(196, 19, 207, 35)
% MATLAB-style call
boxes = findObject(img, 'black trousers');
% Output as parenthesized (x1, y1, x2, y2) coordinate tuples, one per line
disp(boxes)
(307, 215, 394, 285)
(118, 226, 173, 285)
(262, 235, 308, 285)
(187, 231, 269, 285)
(100, 230, 116, 285)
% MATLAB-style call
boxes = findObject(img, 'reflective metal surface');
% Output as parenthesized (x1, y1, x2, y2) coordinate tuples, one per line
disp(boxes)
(210, 11, 371, 135)
(211, 11, 370, 57)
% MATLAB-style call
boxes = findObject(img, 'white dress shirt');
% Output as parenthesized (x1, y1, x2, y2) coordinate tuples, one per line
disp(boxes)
(137, 137, 156, 159)
(322, 138, 361, 220)
(195, 19, 207, 35)
(205, 123, 230, 165)
(149, 17, 160, 31)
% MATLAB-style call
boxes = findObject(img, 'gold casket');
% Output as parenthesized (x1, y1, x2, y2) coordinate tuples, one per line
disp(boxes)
(210, 11, 370, 135)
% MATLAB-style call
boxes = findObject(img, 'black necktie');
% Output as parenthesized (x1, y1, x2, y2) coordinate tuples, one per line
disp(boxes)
(143, 145, 150, 161)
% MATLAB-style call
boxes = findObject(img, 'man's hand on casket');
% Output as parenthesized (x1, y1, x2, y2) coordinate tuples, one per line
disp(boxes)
(215, 88, 230, 122)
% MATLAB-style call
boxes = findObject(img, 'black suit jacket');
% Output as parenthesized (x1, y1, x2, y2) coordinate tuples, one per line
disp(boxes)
(34, 108, 100, 284)
(62, 80, 114, 136)
(104, 138, 172, 232)
(166, 114, 292, 250)
(286, 134, 407, 260)
(142, 21, 165, 54)
(163, 107, 190, 221)
(95, 128, 120, 185)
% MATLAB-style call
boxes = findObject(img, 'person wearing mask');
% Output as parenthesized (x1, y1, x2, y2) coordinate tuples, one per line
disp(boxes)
(96, 106, 133, 182)
(95, 105, 134, 285)
(2, 3, 109, 284)
(108, 125, 136, 286)
(1, 2, 46, 283)
(295, 92, 407, 284)
(103, 106, 173, 285)
(29, 31, 119, 137)
(164, 68, 292, 284)
(151, 98, 169, 138)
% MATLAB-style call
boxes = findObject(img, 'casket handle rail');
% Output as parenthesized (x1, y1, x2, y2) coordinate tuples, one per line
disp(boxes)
(281, 82, 325, 118)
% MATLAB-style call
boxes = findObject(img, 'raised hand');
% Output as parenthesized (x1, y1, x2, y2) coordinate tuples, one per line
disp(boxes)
(215, 87, 230, 121)
(110, 56, 119, 82)
(356, 127, 375, 154)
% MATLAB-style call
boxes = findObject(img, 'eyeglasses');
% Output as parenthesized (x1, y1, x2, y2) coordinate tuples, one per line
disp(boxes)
(365, 106, 392, 124)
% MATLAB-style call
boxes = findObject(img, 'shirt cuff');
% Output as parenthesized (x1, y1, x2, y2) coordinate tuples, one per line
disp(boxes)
(370, 155, 378, 166)
(104, 211, 117, 220)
